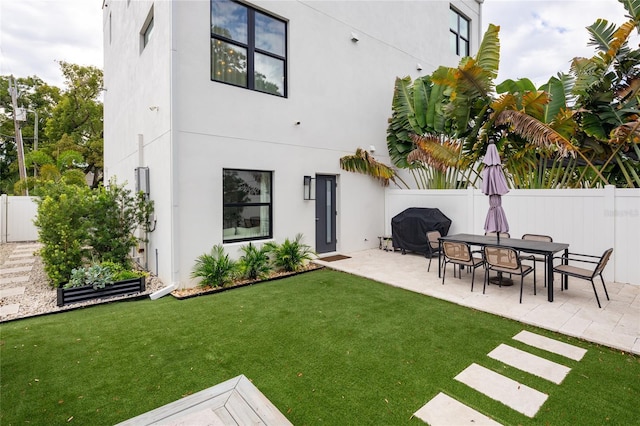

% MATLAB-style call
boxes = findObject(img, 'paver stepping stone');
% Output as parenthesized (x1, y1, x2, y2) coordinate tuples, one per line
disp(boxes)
(0, 304, 20, 316)
(488, 344, 571, 384)
(8, 253, 35, 258)
(513, 330, 587, 361)
(414, 392, 502, 426)
(0, 266, 32, 275)
(4, 258, 36, 265)
(0, 287, 25, 298)
(0, 276, 30, 285)
(455, 363, 548, 418)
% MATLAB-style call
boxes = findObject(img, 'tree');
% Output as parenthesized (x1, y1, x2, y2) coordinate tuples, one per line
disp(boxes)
(1, 62, 105, 194)
(0, 75, 61, 193)
(45, 62, 104, 188)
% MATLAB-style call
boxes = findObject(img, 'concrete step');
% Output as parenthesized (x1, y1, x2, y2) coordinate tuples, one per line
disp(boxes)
(488, 344, 571, 384)
(454, 363, 548, 418)
(414, 392, 501, 425)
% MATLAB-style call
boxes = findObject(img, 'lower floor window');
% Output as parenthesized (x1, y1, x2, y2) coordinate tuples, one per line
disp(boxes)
(223, 169, 272, 242)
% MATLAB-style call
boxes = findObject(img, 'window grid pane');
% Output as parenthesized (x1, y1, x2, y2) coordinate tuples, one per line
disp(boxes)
(450, 8, 470, 57)
(212, 0, 248, 43)
(212, 40, 248, 87)
(255, 53, 284, 96)
(223, 169, 272, 242)
(255, 12, 285, 56)
(211, 0, 286, 97)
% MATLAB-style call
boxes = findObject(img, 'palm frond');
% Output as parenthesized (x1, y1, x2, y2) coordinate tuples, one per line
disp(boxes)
(494, 110, 578, 156)
(339, 148, 399, 187)
(611, 119, 640, 144)
(475, 23, 501, 80)
(407, 134, 460, 173)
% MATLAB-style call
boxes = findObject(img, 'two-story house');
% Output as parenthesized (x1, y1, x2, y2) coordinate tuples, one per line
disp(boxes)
(102, 0, 483, 288)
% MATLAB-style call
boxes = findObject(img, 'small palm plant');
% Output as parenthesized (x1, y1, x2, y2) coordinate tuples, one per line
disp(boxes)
(265, 233, 315, 272)
(238, 242, 272, 280)
(191, 245, 238, 288)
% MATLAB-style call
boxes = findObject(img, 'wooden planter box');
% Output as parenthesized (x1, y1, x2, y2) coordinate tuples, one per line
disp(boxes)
(57, 277, 146, 307)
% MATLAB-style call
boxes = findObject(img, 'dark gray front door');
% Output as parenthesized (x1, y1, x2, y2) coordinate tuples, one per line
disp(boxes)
(315, 175, 336, 253)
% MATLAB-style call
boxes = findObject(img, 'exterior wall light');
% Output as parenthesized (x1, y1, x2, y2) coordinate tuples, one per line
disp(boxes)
(303, 175, 315, 200)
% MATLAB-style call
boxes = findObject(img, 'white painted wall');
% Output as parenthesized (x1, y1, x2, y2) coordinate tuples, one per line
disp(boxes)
(104, 0, 482, 288)
(385, 187, 640, 285)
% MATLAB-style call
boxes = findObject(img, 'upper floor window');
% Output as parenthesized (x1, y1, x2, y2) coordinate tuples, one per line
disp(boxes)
(211, 0, 287, 97)
(449, 8, 469, 57)
(141, 7, 154, 51)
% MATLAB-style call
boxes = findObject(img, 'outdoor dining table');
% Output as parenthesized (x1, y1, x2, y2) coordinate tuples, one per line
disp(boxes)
(438, 233, 570, 302)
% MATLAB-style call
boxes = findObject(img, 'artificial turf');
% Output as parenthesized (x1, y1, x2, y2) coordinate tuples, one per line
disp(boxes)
(0, 269, 638, 425)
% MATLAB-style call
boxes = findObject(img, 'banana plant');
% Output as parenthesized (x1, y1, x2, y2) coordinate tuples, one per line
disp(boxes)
(339, 148, 408, 188)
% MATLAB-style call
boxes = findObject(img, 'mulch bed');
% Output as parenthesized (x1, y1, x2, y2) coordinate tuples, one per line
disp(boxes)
(171, 263, 324, 300)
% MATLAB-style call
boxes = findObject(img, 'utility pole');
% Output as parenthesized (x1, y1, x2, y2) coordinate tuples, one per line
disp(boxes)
(8, 76, 28, 194)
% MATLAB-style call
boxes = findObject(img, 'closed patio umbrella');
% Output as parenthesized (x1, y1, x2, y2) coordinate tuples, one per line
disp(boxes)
(481, 143, 509, 242)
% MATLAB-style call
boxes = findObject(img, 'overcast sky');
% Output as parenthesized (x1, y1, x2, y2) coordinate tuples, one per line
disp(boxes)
(0, 0, 633, 89)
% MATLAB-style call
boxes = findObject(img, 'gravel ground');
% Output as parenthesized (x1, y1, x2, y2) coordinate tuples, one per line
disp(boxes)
(0, 242, 167, 322)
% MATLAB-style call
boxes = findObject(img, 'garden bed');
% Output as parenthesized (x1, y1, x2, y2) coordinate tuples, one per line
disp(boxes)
(171, 263, 324, 300)
(57, 277, 146, 307)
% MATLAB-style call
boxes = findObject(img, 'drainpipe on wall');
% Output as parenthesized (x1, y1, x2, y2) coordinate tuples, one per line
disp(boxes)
(476, 0, 484, 54)
(170, 0, 180, 290)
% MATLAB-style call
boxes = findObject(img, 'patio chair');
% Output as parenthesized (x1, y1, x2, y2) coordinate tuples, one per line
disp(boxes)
(485, 231, 510, 238)
(520, 234, 553, 287)
(483, 245, 536, 303)
(442, 241, 484, 291)
(553, 248, 613, 308)
(425, 230, 442, 272)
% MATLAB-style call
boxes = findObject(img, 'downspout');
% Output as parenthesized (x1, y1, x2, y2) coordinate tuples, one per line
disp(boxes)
(476, 0, 484, 53)
(151, 0, 179, 300)
(170, 0, 180, 289)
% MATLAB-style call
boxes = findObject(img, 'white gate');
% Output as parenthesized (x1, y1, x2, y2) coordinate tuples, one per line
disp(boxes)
(0, 195, 39, 243)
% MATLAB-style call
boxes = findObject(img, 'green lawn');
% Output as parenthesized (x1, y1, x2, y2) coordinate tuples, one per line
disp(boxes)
(1, 269, 638, 425)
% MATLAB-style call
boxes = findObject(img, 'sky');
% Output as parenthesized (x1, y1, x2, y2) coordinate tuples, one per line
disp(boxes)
(0, 0, 634, 89)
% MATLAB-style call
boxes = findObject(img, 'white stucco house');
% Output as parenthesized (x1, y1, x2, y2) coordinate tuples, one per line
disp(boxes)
(102, 0, 484, 288)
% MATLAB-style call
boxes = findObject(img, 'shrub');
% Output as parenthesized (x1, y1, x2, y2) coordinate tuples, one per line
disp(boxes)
(238, 242, 272, 280)
(34, 182, 93, 287)
(34, 179, 154, 287)
(191, 245, 239, 288)
(265, 233, 315, 272)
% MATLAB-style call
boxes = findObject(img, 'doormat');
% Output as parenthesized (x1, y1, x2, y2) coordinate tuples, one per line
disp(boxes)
(318, 254, 351, 262)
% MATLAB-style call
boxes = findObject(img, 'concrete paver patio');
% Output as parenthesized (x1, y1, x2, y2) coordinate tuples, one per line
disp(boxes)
(315, 248, 640, 355)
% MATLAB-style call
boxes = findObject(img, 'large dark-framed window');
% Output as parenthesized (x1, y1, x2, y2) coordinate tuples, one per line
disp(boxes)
(449, 7, 469, 57)
(223, 169, 273, 243)
(211, 0, 287, 97)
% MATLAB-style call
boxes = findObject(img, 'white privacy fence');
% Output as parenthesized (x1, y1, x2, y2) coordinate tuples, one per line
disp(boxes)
(1, 195, 39, 243)
(385, 186, 640, 285)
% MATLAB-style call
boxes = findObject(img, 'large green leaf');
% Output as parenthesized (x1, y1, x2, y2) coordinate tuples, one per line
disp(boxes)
(539, 75, 569, 124)
(475, 24, 500, 80)
(618, 0, 640, 21)
(413, 77, 431, 129)
(587, 19, 618, 53)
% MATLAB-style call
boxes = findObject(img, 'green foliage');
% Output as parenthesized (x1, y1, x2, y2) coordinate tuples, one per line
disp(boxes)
(65, 264, 114, 290)
(34, 183, 93, 287)
(34, 180, 154, 287)
(191, 245, 239, 288)
(238, 242, 272, 280)
(1, 62, 104, 194)
(88, 180, 152, 268)
(265, 233, 315, 272)
(64, 261, 145, 289)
